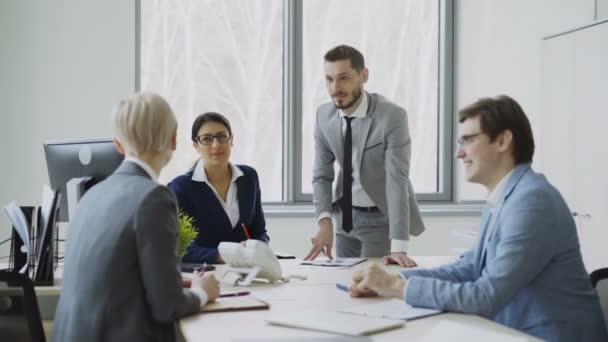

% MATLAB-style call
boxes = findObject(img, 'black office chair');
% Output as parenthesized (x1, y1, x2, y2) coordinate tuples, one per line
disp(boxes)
(0, 270, 46, 342)
(590, 267, 608, 333)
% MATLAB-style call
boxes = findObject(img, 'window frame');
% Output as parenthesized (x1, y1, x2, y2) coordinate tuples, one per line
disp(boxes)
(135, 0, 455, 205)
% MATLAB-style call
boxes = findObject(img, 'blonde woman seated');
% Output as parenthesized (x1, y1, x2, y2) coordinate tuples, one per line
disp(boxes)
(53, 93, 219, 342)
(169, 112, 269, 264)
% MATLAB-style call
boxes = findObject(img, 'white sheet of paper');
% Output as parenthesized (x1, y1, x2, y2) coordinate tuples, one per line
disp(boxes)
(339, 299, 442, 321)
(300, 257, 367, 267)
(266, 310, 404, 336)
(39, 185, 55, 241)
(3, 201, 31, 273)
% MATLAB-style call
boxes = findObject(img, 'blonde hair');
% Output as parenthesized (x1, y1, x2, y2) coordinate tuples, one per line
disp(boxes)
(112, 92, 177, 156)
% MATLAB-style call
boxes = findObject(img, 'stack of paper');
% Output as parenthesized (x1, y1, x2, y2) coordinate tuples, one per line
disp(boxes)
(339, 299, 442, 321)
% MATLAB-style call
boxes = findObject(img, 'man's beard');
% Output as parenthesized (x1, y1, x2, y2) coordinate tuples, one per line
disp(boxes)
(333, 88, 362, 110)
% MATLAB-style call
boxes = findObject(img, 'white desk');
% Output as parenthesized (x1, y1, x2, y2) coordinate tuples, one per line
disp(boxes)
(180, 257, 540, 341)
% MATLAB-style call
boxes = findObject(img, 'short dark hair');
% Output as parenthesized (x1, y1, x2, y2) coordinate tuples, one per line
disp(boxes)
(191, 112, 232, 142)
(324, 45, 365, 71)
(459, 95, 535, 164)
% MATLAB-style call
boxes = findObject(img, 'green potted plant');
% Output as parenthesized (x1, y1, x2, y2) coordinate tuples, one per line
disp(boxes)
(177, 210, 198, 259)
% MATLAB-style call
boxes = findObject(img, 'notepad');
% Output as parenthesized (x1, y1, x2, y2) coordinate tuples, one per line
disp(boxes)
(300, 258, 367, 267)
(201, 296, 269, 313)
(339, 299, 442, 321)
(265, 310, 404, 336)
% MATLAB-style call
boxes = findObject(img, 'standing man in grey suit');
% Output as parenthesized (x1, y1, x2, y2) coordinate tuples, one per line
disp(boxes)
(304, 45, 425, 267)
(53, 93, 220, 342)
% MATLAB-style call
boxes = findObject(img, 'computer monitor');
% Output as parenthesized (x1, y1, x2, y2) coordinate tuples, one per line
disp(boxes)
(43, 138, 124, 222)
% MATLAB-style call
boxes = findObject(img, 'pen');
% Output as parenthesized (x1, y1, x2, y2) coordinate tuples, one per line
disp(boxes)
(220, 291, 250, 298)
(193, 264, 216, 272)
(336, 282, 350, 293)
(241, 223, 251, 240)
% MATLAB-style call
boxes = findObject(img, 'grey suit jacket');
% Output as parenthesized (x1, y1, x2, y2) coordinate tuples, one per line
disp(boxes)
(312, 92, 425, 241)
(52, 161, 201, 342)
(402, 164, 608, 341)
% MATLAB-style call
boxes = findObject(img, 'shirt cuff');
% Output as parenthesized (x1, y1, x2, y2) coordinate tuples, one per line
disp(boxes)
(317, 212, 332, 223)
(391, 239, 409, 253)
(189, 286, 209, 306)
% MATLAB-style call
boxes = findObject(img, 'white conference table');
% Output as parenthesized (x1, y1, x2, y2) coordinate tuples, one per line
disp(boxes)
(179, 257, 540, 341)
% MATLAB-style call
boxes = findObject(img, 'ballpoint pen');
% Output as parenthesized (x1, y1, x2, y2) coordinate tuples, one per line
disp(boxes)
(241, 223, 251, 240)
(219, 291, 251, 298)
(336, 282, 350, 293)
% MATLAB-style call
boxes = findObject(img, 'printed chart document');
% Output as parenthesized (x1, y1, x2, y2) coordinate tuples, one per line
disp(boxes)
(266, 310, 404, 336)
(202, 296, 269, 313)
(3, 201, 31, 273)
(300, 258, 367, 267)
(339, 299, 442, 321)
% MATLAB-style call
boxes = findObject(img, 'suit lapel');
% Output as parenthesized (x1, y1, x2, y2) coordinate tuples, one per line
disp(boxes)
(354, 93, 374, 170)
(476, 164, 532, 275)
(198, 182, 233, 228)
(236, 176, 250, 226)
(356, 117, 372, 170)
(327, 111, 344, 163)
(475, 208, 494, 276)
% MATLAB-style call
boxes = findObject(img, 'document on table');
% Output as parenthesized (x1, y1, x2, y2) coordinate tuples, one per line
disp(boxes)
(300, 258, 367, 267)
(202, 296, 269, 313)
(266, 310, 404, 336)
(339, 299, 442, 321)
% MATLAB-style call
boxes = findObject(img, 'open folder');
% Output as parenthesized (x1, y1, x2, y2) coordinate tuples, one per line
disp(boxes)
(266, 310, 404, 336)
(339, 299, 442, 321)
(201, 296, 269, 313)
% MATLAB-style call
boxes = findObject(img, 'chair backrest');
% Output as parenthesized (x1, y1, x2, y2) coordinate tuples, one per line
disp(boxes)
(590, 267, 608, 333)
(0, 270, 46, 342)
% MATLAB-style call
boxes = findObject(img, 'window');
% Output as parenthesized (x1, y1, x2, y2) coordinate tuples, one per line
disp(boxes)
(139, 0, 452, 203)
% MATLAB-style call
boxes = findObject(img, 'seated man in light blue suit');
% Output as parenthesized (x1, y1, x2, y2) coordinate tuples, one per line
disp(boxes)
(348, 95, 607, 341)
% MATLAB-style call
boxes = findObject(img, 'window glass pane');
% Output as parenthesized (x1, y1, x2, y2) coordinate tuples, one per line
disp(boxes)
(301, 0, 439, 195)
(140, 0, 284, 201)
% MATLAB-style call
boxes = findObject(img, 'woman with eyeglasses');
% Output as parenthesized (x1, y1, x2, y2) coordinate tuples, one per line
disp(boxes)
(169, 112, 269, 264)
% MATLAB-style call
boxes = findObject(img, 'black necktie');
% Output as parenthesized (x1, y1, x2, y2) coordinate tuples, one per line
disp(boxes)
(342, 117, 354, 233)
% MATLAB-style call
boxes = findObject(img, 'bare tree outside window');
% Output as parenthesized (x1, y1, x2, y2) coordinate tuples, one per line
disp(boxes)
(141, 0, 284, 201)
(140, 0, 443, 203)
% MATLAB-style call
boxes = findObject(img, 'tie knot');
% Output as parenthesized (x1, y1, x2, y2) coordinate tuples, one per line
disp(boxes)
(344, 116, 355, 125)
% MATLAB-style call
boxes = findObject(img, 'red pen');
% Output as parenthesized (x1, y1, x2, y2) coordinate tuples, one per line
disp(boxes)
(220, 291, 250, 298)
(241, 223, 251, 240)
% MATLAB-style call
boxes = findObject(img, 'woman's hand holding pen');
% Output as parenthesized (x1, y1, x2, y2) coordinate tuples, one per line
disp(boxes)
(191, 269, 220, 302)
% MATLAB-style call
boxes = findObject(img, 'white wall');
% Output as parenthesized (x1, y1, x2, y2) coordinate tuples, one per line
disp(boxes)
(599, 0, 608, 19)
(455, 0, 595, 200)
(0, 0, 135, 259)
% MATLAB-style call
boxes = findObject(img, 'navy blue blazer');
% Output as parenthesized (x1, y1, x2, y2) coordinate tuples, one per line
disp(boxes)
(168, 164, 269, 264)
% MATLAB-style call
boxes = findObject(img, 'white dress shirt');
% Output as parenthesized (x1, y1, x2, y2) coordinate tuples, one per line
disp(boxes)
(317, 92, 409, 253)
(125, 156, 209, 304)
(125, 156, 158, 182)
(191, 160, 244, 228)
(487, 169, 515, 208)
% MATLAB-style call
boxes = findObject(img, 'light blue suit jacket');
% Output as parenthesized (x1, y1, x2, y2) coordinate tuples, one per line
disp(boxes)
(402, 164, 607, 341)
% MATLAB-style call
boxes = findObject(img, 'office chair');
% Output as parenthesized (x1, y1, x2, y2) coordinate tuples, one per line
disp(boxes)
(590, 267, 608, 333)
(0, 270, 46, 342)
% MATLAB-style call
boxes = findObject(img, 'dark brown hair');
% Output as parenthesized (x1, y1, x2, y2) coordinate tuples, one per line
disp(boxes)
(324, 45, 365, 71)
(191, 112, 232, 142)
(459, 95, 535, 164)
